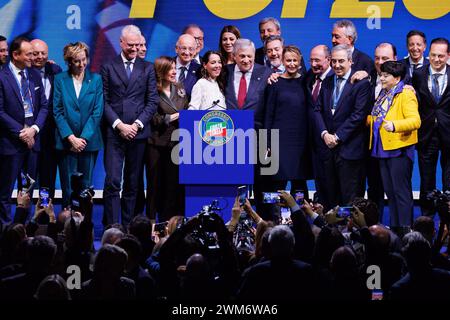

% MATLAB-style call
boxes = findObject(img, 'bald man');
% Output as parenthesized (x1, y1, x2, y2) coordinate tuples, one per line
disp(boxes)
(175, 34, 200, 97)
(30, 39, 62, 199)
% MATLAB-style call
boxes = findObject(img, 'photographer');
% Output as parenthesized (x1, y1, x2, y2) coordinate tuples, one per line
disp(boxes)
(25, 198, 58, 242)
(277, 191, 315, 263)
(158, 211, 239, 300)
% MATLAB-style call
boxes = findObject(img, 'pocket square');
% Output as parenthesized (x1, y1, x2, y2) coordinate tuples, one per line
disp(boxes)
(34, 86, 40, 91)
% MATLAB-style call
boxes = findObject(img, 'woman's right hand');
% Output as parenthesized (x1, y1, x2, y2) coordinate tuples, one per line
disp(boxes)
(68, 135, 87, 152)
(169, 113, 179, 122)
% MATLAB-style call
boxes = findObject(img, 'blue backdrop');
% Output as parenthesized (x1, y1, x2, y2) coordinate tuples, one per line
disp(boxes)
(1, 0, 448, 191)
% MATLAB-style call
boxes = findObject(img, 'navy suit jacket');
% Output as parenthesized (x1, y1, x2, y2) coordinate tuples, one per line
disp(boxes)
(412, 65, 450, 147)
(313, 70, 373, 161)
(352, 48, 375, 75)
(180, 60, 200, 98)
(0, 65, 48, 155)
(225, 63, 272, 129)
(101, 55, 159, 139)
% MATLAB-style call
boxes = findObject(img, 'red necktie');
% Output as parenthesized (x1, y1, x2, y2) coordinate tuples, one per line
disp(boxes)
(237, 71, 247, 109)
(312, 77, 321, 103)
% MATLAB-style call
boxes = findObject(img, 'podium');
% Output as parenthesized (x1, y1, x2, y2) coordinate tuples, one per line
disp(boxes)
(178, 110, 255, 222)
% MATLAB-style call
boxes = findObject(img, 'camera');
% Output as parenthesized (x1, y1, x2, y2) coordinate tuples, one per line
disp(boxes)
(70, 172, 95, 213)
(237, 185, 247, 206)
(336, 206, 353, 219)
(262, 192, 281, 204)
(190, 200, 223, 250)
(424, 189, 450, 223)
(20, 172, 35, 194)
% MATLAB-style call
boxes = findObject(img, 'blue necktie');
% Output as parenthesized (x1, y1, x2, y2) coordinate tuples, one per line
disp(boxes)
(125, 61, 132, 79)
(19, 70, 33, 117)
(333, 77, 344, 110)
(178, 66, 187, 83)
(432, 74, 442, 102)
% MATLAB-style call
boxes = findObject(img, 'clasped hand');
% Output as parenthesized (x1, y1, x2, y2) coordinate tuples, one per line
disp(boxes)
(19, 127, 36, 149)
(323, 133, 338, 148)
(118, 123, 139, 140)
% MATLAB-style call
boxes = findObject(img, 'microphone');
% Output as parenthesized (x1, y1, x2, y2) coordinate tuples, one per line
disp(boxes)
(206, 99, 226, 110)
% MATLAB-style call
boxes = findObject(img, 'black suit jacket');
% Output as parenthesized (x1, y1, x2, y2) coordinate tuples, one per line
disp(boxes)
(352, 48, 375, 75)
(412, 66, 450, 147)
(313, 71, 373, 161)
(401, 57, 429, 84)
(225, 63, 272, 129)
(38, 62, 62, 149)
(255, 47, 265, 66)
(101, 55, 159, 139)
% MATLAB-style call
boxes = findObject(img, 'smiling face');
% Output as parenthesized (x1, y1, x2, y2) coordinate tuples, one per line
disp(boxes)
(259, 21, 280, 43)
(176, 34, 196, 65)
(204, 53, 222, 80)
(165, 62, 177, 84)
(332, 27, 352, 47)
(13, 41, 33, 69)
(374, 45, 396, 74)
(310, 46, 330, 76)
(31, 39, 49, 69)
(283, 51, 300, 76)
(221, 32, 237, 54)
(70, 50, 87, 75)
(235, 47, 254, 73)
(429, 43, 449, 72)
(120, 32, 141, 60)
(138, 35, 147, 59)
(331, 49, 352, 77)
(407, 35, 426, 63)
(266, 39, 283, 68)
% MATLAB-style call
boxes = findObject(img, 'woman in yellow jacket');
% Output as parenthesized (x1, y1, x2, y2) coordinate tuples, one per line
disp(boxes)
(367, 61, 421, 235)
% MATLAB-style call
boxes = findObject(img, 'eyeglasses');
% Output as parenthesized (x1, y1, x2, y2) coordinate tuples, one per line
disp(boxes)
(177, 46, 196, 53)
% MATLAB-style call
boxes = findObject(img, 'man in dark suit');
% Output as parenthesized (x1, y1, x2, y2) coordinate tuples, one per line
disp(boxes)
(351, 42, 399, 218)
(305, 45, 333, 203)
(412, 37, 450, 216)
(183, 24, 204, 65)
(0, 37, 48, 224)
(401, 30, 429, 81)
(255, 17, 281, 66)
(30, 39, 62, 200)
(0, 35, 7, 69)
(175, 34, 200, 98)
(225, 38, 272, 129)
(331, 20, 374, 75)
(313, 44, 373, 211)
(101, 25, 159, 228)
(305, 45, 333, 102)
(225, 38, 272, 219)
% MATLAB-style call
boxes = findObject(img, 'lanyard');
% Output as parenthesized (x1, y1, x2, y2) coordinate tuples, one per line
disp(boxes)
(332, 75, 345, 108)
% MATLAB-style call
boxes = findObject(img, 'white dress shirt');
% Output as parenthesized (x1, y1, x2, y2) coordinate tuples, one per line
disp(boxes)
(72, 76, 82, 99)
(39, 68, 51, 100)
(176, 57, 191, 80)
(312, 66, 332, 94)
(112, 53, 143, 130)
(428, 65, 448, 97)
(188, 78, 225, 110)
(233, 64, 252, 101)
(9, 62, 40, 133)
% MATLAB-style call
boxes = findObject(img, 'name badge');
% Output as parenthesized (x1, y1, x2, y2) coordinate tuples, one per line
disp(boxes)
(24, 101, 33, 118)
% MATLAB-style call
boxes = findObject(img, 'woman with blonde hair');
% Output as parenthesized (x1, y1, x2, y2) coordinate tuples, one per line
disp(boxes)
(53, 42, 103, 207)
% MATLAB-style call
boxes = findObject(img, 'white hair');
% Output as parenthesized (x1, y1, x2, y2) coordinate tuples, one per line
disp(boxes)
(121, 25, 142, 39)
(268, 225, 295, 258)
(101, 227, 124, 246)
(332, 44, 353, 60)
(233, 38, 255, 55)
(333, 20, 358, 44)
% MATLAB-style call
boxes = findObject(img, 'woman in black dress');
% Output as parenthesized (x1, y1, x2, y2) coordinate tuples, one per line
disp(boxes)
(264, 45, 309, 197)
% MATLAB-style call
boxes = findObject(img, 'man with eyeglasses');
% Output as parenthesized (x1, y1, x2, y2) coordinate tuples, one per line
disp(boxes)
(183, 24, 204, 65)
(175, 33, 200, 98)
(101, 25, 159, 228)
